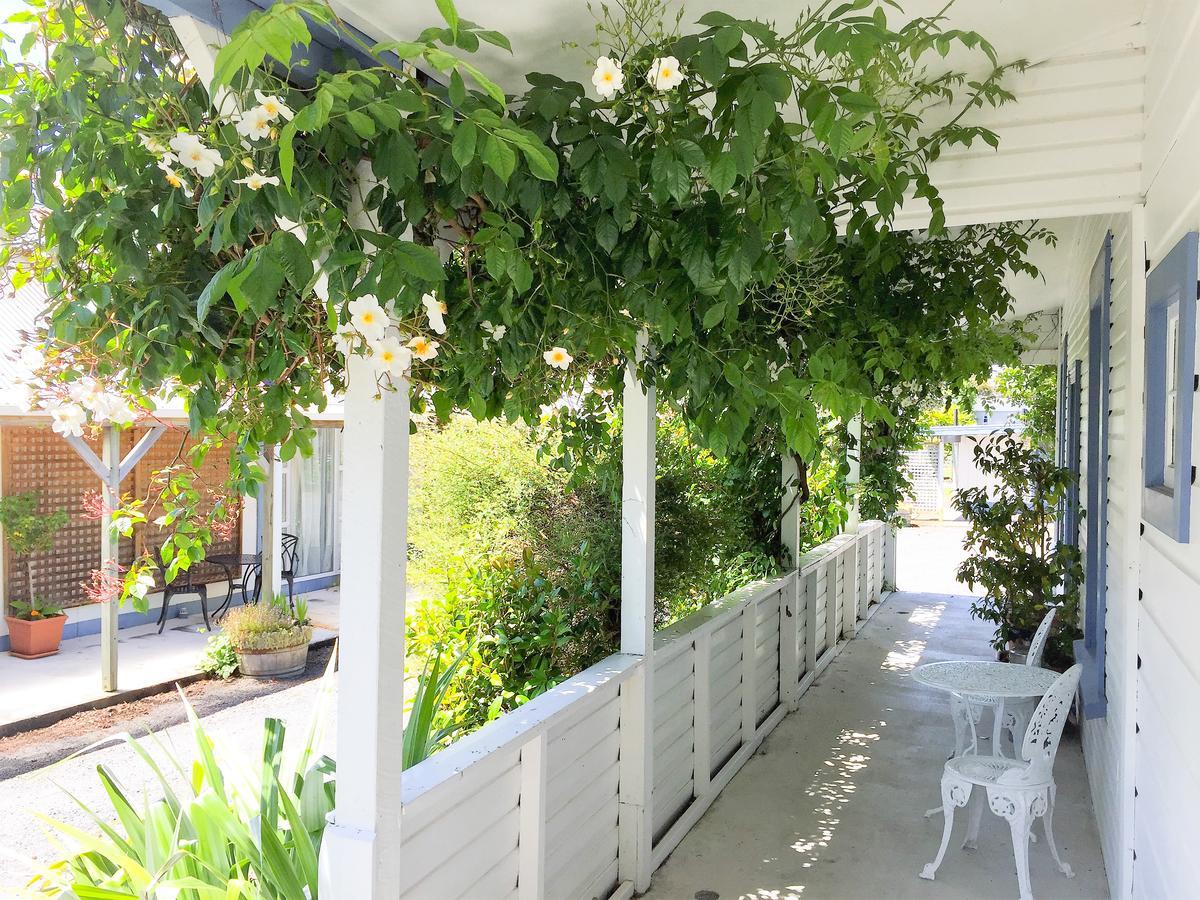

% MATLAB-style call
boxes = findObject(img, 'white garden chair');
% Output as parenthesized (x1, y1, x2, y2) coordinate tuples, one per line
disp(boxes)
(949, 606, 1059, 757)
(920, 663, 1082, 900)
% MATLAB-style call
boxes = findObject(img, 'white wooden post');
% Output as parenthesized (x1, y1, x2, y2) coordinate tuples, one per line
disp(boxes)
(844, 540, 860, 637)
(779, 575, 800, 709)
(618, 332, 655, 894)
(518, 733, 548, 899)
(884, 525, 898, 590)
(781, 454, 803, 568)
(317, 357, 409, 899)
(100, 426, 120, 692)
(740, 603, 757, 741)
(780, 456, 803, 707)
(935, 441, 945, 519)
(259, 447, 283, 601)
(692, 633, 712, 797)
(846, 415, 861, 532)
(803, 567, 819, 674)
(826, 557, 840, 651)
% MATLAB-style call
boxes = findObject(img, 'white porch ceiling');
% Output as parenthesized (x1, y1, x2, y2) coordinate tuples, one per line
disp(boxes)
(330, 0, 1145, 93)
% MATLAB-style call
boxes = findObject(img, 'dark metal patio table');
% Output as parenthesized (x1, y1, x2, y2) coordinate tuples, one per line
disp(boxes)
(207, 551, 262, 620)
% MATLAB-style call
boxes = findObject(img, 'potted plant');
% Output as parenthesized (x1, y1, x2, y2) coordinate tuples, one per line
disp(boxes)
(6, 597, 68, 658)
(221, 595, 312, 678)
(954, 430, 1083, 669)
(0, 491, 70, 658)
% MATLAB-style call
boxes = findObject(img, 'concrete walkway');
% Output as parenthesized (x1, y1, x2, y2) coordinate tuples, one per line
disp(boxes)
(0, 588, 341, 732)
(646, 591, 1108, 900)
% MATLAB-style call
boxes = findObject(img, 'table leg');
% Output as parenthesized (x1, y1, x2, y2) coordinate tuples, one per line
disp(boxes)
(214, 564, 235, 621)
(991, 698, 1007, 759)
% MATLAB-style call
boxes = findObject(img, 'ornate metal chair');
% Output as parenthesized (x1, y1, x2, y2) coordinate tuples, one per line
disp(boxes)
(921, 664, 1082, 900)
(281, 532, 298, 609)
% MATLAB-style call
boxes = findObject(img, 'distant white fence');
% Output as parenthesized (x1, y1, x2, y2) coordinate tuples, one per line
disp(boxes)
(397, 520, 894, 900)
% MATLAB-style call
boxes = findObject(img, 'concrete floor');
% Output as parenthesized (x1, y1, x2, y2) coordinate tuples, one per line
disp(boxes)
(0, 588, 340, 730)
(645, 591, 1108, 900)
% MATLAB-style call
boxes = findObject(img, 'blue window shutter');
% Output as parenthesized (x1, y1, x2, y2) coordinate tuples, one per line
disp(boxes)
(1075, 233, 1111, 719)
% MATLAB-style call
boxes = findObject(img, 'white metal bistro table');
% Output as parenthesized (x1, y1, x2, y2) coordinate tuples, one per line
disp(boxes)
(912, 660, 1059, 758)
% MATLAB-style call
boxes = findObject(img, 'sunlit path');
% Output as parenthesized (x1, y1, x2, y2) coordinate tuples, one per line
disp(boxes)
(645, 590, 1107, 900)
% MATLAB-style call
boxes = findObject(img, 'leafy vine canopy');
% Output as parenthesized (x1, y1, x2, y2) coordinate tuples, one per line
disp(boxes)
(0, 0, 1048, 488)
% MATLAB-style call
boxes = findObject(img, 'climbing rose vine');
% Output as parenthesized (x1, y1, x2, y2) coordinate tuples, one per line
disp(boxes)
(0, 0, 1046, 599)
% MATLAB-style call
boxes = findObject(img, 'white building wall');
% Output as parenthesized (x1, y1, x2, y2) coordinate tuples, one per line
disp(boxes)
(1131, 1, 1200, 896)
(1059, 210, 1141, 900)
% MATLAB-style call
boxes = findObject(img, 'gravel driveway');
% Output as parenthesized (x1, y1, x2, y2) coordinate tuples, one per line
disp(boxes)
(0, 674, 338, 891)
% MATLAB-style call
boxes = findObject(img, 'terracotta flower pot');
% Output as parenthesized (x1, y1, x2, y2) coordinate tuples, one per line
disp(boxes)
(5, 612, 67, 659)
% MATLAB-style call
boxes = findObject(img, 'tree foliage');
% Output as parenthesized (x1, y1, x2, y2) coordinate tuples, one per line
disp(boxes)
(995, 363, 1058, 452)
(0, 0, 1048, 596)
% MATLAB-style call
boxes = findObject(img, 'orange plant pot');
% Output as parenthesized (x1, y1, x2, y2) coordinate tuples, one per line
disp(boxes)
(5, 613, 67, 659)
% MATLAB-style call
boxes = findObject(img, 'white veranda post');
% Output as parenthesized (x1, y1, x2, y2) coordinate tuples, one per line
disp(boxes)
(846, 414, 862, 531)
(618, 332, 656, 892)
(318, 357, 409, 898)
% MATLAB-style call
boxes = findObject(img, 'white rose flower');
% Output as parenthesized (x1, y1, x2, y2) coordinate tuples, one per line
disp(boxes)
(334, 321, 360, 357)
(49, 402, 87, 438)
(234, 171, 281, 190)
(648, 56, 686, 91)
(235, 106, 273, 141)
(407, 335, 439, 361)
(591, 56, 625, 99)
(422, 292, 447, 335)
(139, 133, 168, 155)
(481, 320, 507, 343)
(254, 91, 294, 122)
(543, 346, 573, 370)
(371, 336, 413, 377)
(169, 133, 223, 177)
(348, 295, 388, 342)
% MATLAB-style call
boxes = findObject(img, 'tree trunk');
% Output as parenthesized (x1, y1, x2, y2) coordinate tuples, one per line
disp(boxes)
(26, 557, 35, 604)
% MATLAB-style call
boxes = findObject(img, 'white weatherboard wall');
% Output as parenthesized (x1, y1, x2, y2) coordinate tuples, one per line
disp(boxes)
(1131, 1, 1200, 896)
(1058, 209, 1141, 900)
(392, 523, 888, 899)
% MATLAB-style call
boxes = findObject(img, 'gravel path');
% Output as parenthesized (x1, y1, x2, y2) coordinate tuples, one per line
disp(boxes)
(0, 673, 338, 891)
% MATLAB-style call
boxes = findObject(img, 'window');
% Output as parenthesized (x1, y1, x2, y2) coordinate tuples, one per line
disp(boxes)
(1143, 231, 1198, 543)
(1164, 308, 1180, 489)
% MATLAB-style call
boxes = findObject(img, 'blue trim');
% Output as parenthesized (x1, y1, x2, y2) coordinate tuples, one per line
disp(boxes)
(1079, 233, 1112, 720)
(1142, 231, 1197, 542)
(294, 572, 339, 592)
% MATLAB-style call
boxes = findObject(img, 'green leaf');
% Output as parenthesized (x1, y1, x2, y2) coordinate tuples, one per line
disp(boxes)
(482, 134, 516, 182)
(595, 216, 619, 253)
(393, 242, 445, 283)
(345, 108, 376, 139)
(452, 119, 478, 168)
(708, 154, 736, 193)
(702, 302, 726, 330)
(196, 265, 234, 322)
(435, 0, 460, 37)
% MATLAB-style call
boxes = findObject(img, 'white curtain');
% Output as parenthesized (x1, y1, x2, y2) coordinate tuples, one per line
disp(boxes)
(284, 428, 342, 576)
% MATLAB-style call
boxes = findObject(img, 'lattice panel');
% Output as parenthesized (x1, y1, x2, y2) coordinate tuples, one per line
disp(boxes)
(904, 444, 942, 514)
(2, 425, 240, 611)
(2, 426, 134, 609)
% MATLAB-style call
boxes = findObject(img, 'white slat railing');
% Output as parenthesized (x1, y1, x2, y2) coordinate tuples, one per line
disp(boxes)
(396, 521, 893, 899)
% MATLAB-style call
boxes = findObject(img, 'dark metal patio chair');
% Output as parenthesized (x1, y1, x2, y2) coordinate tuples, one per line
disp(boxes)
(154, 558, 212, 633)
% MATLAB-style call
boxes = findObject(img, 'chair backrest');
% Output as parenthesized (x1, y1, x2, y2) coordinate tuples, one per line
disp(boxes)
(1026, 606, 1058, 668)
(281, 533, 299, 572)
(1018, 664, 1082, 777)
